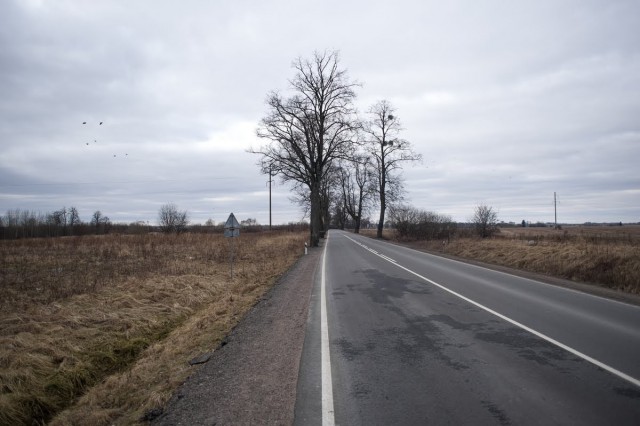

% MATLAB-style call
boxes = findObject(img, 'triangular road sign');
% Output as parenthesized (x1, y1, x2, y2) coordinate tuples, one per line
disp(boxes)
(224, 213, 240, 229)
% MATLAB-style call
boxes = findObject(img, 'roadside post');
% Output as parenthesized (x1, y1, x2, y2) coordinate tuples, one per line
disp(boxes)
(224, 213, 240, 279)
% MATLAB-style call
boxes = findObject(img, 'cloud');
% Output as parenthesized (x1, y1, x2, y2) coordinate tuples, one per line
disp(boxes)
(1, 0, 639, 225)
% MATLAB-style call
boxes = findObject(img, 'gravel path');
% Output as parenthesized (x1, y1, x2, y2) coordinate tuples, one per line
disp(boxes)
(153, 244, 322, 426)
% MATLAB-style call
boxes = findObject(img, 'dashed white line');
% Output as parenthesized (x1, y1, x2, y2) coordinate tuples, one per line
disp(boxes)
(343, 234, 640, 389)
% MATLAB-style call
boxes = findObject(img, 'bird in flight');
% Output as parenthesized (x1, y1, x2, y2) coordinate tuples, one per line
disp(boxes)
(100, 122, 103, 125)
(82, 122, 86, 124)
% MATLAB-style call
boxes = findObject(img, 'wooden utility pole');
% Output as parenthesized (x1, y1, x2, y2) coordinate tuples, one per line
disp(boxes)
(269, 165, 273, 230)
(554, 192, 558, 229)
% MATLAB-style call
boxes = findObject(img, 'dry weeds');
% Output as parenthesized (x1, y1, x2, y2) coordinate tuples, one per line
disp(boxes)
(0, 231, 307, 426)
(371, 225, 640, 294)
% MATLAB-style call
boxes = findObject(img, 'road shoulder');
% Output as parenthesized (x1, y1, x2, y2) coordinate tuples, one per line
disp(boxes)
(154, 243, 323, 425)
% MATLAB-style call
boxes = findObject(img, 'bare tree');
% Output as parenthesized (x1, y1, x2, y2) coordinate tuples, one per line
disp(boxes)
(364, 100, 422, 238)
(68, 206, 80, 235)
(91, 210, 103, 229)
(473, 204, 499, 238)
(158, 203, 189, 233)
(288, 165, 339, 237)
(331, 200, 348, 230)
(91, 210, 111, 234)
(390, 204, 455, 241)
(338, 156, 376, 233)
(49, 207, 68, 235)
(253, 50, 360, 247)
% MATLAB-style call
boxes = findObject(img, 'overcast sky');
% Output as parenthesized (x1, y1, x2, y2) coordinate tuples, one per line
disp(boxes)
(1, 0, 638, 226)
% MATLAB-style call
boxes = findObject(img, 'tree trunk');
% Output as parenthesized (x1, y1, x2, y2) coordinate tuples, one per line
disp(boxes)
(355, 192, 363, 234)
(310, 182, 321, 247)
(377, 190, 386, 238)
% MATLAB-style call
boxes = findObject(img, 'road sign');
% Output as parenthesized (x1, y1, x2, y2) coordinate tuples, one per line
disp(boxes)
(224, 213, 241, 279)
(224, 213, 240, 238)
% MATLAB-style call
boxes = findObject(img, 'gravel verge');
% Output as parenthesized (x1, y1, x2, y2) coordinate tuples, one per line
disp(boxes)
(153, 244, 322, 425)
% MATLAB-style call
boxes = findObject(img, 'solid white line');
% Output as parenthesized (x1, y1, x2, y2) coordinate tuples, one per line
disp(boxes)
(321, 232, 335, 425)
(343, 234, 640, 389)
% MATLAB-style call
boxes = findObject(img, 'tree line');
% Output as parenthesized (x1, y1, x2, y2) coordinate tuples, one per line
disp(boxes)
(252, 50, 507, 245)
(0, 207, 113, 239)
(252, 50, 422, 246)
(0, 205, 309, 240)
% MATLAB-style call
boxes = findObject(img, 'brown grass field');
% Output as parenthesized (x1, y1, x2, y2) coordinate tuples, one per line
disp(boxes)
(364, 225, 640, 294)
(0, 231, 307, 426)
(2, 225, 638, 425)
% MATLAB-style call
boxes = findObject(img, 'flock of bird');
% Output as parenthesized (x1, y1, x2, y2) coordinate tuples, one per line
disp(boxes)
(82, 121, 128, 157)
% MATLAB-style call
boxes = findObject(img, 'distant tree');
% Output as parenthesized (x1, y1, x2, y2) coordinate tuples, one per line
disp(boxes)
(158, 203, 189, 233)
(91, 210, 103, 229)
(473, 204, 499, 238)
(253, 50, 360, 247)
(241, 218, 258, 226)
(390, 204, 455, 241)
(364, 100, 422, 238)
(331, 201, 348, 230)
(87, 210, 111, 234)
(205, 218, 215, 227)
(338, 156, 376, 233)
(50, 207, 68, 235)
(68, 207, 80, 235)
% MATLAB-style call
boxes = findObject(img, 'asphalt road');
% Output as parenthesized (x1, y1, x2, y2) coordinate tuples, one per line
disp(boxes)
(295, 230, 640, 425)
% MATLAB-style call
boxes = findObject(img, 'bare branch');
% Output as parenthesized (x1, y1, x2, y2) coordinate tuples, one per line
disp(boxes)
(250, 51, 360, 246)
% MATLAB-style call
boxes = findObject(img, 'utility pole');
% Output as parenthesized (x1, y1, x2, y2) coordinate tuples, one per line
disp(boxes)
(268, 165, 273, 230)
(554, 192, 558, 229)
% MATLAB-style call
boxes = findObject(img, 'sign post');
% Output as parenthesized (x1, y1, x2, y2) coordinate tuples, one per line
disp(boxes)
(224, 213, 241, 279)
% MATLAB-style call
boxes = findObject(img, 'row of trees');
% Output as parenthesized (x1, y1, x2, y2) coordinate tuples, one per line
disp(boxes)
(387, 203, 499, 241)
(1, 204, 189, 238)
(0, 208, 112, 239)
(252, 51, 505, 244)
(0, 202, 307, 240)
(253, 50, 421, 246)
(390, 205, 456, 241)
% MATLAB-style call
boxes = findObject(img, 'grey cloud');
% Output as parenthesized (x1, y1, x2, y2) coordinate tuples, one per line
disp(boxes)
(1, 0, 638, 225)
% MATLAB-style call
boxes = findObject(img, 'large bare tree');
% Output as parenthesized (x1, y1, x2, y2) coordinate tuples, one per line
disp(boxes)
(364, 100, 422, 238)
(338, 156, 376, 233)
(253, 51, 359, 246)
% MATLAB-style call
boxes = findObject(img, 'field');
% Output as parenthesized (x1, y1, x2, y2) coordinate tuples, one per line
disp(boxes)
(2, 225, 638, 425)
(0, 231, 307, 426)
(367, 225, 640, 294)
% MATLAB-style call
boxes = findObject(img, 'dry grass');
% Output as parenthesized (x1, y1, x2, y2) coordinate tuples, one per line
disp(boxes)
(0, 231, 307, 426)
(364, 225, 640, 294)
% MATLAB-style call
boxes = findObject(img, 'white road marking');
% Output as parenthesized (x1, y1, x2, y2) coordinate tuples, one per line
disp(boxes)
(321, 233, 335, 425)
(379, 254, 396, 263)
(344, 234, 640, 389)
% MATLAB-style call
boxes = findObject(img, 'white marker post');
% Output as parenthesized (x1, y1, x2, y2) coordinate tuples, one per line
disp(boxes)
(224, 213, 240, 279)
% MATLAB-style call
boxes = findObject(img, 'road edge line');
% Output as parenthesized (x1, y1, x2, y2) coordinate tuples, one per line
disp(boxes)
(321, 232, 335, 425)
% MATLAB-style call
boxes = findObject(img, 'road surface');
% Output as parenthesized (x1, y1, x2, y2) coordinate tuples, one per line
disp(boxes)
(295, 230, 640, 425)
